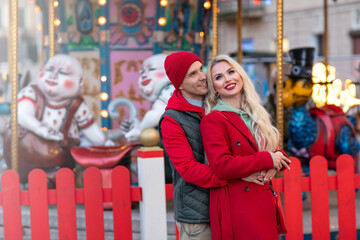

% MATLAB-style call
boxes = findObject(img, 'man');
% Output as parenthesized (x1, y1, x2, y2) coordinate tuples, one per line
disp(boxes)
(159, 52, 227, 239)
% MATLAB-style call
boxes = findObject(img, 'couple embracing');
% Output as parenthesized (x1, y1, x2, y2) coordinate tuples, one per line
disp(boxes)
(159, 52, 291, 240)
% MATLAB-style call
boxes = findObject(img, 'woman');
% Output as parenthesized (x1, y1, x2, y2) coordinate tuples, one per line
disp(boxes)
(200, 55, 291, 240)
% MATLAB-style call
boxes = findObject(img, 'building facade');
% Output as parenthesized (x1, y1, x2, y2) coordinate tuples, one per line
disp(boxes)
(218, 0, 360, 82)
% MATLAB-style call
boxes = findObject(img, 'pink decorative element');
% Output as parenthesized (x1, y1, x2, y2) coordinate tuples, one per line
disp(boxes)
(136, 34, 146, 45)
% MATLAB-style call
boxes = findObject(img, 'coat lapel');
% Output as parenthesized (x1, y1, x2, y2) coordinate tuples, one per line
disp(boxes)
(218, 111, 259, 152)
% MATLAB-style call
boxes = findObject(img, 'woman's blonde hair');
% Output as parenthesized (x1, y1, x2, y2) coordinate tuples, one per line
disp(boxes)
(205, 55, 280, 151)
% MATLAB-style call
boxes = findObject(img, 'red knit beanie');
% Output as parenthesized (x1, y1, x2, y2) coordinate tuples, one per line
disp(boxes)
(164, 52, 202, 89)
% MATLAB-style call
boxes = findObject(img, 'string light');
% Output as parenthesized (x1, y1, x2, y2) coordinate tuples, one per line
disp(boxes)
(158, 17, 167, 26)
(98, 17, 107, 25)
(253, 0, 260, 5)
(100, 110, 109, 118)
(54, 1, 59, 7)
(312, 62, 360, 112)
(54, 19, 61, 26)
(35, 5, 41, 12)
(203, 1, 211, 10)
(160, 0, 168, 7)
(101, 76, 107, 82)
(98, 0, 107, 5)
(100, 92, 109, 101)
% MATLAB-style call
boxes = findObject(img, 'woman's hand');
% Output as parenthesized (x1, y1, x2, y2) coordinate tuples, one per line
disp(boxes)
(263, 168, 277, 182)
(272, 151, 291, 171)
(242, 172, 264, 185)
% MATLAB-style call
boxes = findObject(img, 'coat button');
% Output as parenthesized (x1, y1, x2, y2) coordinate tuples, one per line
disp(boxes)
(236, 141, 241, 146)
(244, 186, 250, 192)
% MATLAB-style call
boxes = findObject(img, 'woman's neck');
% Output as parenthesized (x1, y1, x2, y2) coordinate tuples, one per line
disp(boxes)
(221, 94, 241, 109)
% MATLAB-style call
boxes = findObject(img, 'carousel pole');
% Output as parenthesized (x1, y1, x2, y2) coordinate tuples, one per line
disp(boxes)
(99, 0, 112, 129)
(49, 0, 55, 57)
(276, 0, 284, 148)
(58, 0, 68, 54)
(211, 0, 218, 59)
(9, 0, 19, 172)
(236, 0, 242, 64)
(154, 0, 164, 54)
(194, 0, 204, 58)
(324, 0, 329, 103)
(38, 1, 50, 61)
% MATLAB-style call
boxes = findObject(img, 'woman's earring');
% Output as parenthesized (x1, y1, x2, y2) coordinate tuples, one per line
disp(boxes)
(216, 92, 220, 98)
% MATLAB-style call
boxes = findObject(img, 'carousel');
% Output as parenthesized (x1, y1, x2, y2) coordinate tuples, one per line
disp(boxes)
(0, 0, 360, 239)
(2, 0, 360, 192)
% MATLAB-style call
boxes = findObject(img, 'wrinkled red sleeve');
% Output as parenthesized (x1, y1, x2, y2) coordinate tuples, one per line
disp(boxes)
(160, 115, 227, 188)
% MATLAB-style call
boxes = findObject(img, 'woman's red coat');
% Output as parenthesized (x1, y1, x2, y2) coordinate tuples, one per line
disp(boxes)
(200, 111, 282, 240)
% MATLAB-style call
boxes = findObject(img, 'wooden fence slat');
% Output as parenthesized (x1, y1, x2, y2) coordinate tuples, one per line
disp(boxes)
(310, 156, 330, 240)
(336, 154, 357, 240)
(83, 167, 105, 240)
(284, 157, 303, 240)
(28, 169, 50, 240)
(1, 170, 23, 240)
(112, 166, 132, 240)
(56, 168, 78, 240)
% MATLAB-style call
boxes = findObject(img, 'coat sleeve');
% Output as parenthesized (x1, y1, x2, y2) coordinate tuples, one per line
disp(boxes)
(200, 114, 275, 180)
(160, 116, 227, 188)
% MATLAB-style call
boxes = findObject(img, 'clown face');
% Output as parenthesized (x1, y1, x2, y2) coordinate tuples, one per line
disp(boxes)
(138, 54, 170, 102)
(37, 54, 83, 103)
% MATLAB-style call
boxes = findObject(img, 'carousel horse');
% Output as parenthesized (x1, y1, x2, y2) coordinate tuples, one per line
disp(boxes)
(283, 48, 360, 172)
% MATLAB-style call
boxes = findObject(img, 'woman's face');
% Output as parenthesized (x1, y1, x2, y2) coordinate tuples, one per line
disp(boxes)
(211, 61, 243, 100)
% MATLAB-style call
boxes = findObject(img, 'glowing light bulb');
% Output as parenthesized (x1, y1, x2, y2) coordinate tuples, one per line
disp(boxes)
(100, 110, 109, 118)
(100, 92, 109, 101)
(35, 5, 41, 12)
(158, 17, 167, 26)
(160, 0, 168, 7)
(101, 76, 107, 82)
(200, 32, 204, 37)
(54, 19, 61, 26)
(54, 1, 59, 7)
(98, 17, 107, 25)
(98, 0, 107, 5)
(203, 1, 211, 9)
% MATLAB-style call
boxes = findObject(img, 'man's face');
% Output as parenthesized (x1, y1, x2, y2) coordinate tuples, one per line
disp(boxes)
(179, 61, 208, 101)
(37, 55, 83, 102)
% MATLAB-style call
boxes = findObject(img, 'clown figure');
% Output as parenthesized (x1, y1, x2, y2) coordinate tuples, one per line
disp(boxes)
(121, 54, 174, 142)
(4, 54, 113, 183)
(18, 54, 111, 144)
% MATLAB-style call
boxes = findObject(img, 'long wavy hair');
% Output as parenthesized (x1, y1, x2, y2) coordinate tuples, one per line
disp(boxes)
(205, 55, 280, 151)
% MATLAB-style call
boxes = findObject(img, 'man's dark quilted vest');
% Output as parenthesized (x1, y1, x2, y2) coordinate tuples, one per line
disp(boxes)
(159, 109, 210, 223)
